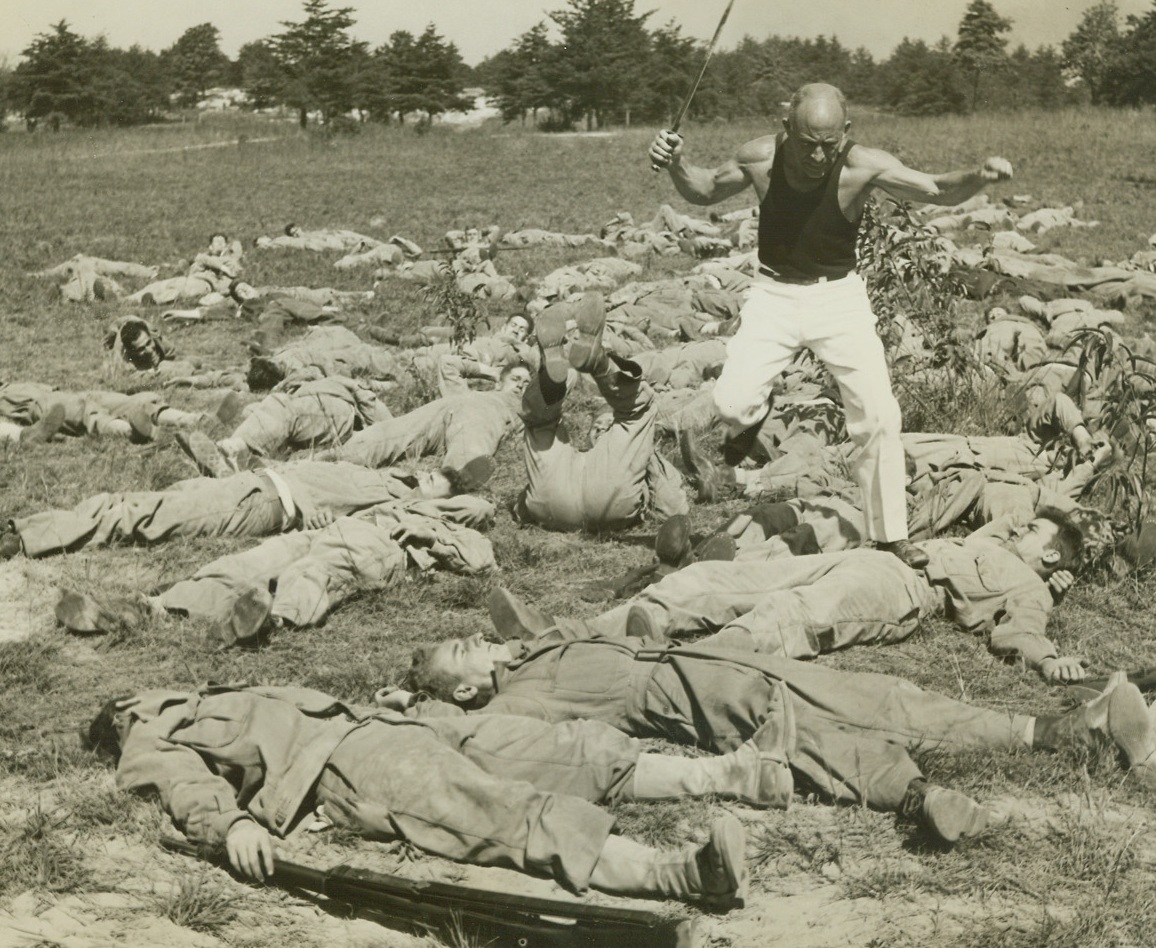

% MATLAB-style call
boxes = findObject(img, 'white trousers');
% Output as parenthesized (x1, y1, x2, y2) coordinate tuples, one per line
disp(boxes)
(712, 272, 908, 541)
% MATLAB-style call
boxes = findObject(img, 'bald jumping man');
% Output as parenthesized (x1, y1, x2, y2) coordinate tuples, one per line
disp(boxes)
(649, 82, 1013, 570)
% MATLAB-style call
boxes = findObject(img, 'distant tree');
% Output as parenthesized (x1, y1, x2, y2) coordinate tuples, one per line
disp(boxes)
(409, 25, 472, 118)
(0, 64, 11, 127)
(878, 37, 966, 116)
(1004, 44, 1073, 110)
(366, 28, 471, 125)
(11, 24, 169, 128)
(95, 44, 170, 124)
(1062, 1, 1121, 104)
(693, 39, 758, 121)
(163, 23, 230, 107)
(707, 36, 798, 119)
(953, 0, 1013, 111)
(846, 46, 879, 104)
(644, 20, 699, 126)
(10, 21, 100, 128)
(479, 22, 560, 124)
(366, 25, 471, 125)
(237, 40, 284, 110)
(270, 0, 367, 128)
(550, 0, 653, 129)
(1099, 4, 1156, 106)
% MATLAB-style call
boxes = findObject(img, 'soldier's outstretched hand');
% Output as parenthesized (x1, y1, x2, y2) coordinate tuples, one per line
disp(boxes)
(226, 819, 276, 881)
(1040, 655, 1089, 683)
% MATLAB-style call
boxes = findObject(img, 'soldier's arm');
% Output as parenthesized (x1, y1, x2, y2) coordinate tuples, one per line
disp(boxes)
(116, 708, 252, 846)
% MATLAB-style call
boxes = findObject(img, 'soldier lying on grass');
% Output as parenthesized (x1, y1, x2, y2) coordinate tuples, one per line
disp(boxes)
(85, 683, 750, 908)
(541, 507, 1092, 683)
(394, 588, 1156, 844)
(54, 495, 497, 646)
(0, 458, 493, 560)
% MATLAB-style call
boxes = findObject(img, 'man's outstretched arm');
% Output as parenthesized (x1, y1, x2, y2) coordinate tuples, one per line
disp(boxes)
(867, 148, 1013, 207)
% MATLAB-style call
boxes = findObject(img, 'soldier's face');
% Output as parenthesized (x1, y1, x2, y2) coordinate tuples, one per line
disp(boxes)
(502, 368, 531, 395)
(413, 470, 452, 499)
(1011, 518, 1062, 576)
(430, 633, 511, 689)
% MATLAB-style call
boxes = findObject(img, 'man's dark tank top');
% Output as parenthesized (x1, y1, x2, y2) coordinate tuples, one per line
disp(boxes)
(758, 136, 859, 280)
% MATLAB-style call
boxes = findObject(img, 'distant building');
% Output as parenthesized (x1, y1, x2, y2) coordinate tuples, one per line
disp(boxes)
(194, 88, 250, 111)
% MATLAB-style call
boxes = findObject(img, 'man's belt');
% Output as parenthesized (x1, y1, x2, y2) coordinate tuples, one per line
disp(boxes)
(758, 264, 849, 285)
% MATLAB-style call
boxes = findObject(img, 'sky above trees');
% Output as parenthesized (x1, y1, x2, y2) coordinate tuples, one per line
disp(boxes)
(4, 0, 1154, 68)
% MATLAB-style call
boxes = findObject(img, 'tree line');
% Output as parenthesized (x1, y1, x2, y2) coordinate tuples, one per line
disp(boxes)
(3, 0, 1155, 131)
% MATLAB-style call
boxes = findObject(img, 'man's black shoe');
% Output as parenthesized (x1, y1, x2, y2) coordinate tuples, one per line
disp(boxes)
(876, 539, 930, 570)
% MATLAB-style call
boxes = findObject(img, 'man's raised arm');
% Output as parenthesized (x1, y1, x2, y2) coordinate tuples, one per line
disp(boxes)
(648, 130, 756, 206)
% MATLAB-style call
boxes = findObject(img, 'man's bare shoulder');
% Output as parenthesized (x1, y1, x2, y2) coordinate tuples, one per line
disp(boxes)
(845, 142, 904, 173)
(735, 135, 777, 167)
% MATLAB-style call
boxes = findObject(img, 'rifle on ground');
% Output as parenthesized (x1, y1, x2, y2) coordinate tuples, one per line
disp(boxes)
(161, 837, 697, 948)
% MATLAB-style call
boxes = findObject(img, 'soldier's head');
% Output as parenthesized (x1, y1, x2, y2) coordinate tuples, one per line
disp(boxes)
(503, 314, 532, 345)
(590, 411, 614, 442)
(229, 279, 260, 303)
(284, 222, 302, 237)
(499, 362, 532, 395)
(246, 356, 286, 392)
(83, 696, 136, 763)
(208, 233, 229, 253)
(405, 632, 512, 708)
(411, 457, 495, 499)
(1010, 507, 1085, 577)
(782, 83, 849, 181)
(117, 318, 166, 369)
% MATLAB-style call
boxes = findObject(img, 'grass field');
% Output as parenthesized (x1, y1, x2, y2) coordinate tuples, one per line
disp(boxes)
(1, 106, 1155, 947)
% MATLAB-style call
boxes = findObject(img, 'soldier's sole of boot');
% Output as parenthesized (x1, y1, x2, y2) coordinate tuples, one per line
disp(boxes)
(566, 293, 606, 373)
(699, 815, 749, 910)
(55, 590, 117, 634)
(175, 430, 230, 478)
(487, 587, 554, 640)
(19, 403, 67, 445)
(535, 308, 571, 385)
(695, 532, 737, 562)
(654, 515, 693, 568)
(1106, 681, 1156, 769)
(922, 787, 990, 843)
(625, 604, 660, 640)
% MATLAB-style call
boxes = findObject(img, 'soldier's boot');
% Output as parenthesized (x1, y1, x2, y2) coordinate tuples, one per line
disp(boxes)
(588, 814, 748, 909)
(487, 587, 554, 641)
(900, 779, 991, 844)
(627, 694, 795, 810)
(19, 402, 67, 445)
